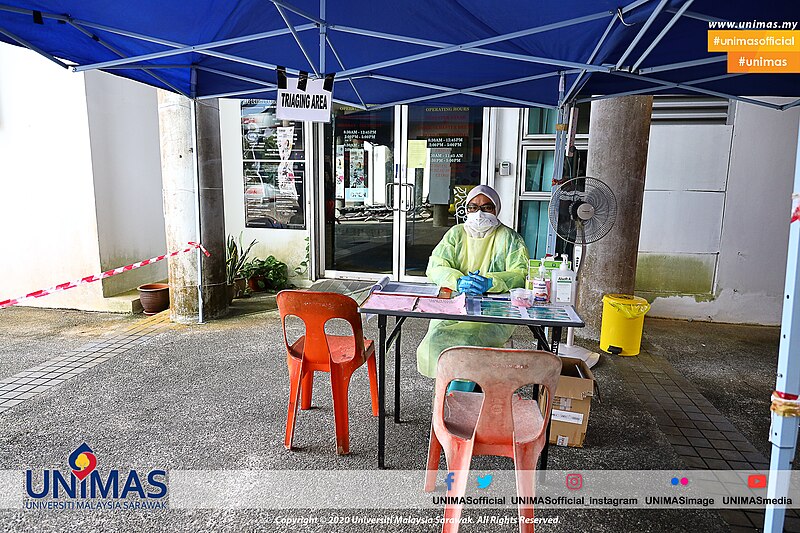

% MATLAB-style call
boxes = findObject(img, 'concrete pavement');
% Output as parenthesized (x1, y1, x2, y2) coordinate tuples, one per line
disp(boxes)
(0, 302, 784, 532)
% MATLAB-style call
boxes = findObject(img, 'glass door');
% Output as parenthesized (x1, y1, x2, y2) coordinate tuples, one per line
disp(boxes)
(401, 106, 485, 279)
(319, 105, 486, 281)
(321, 106, 396, 279)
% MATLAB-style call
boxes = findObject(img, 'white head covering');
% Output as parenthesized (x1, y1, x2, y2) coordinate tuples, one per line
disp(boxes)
(462, 185, 502, 238)
(465, 184, 501, 215)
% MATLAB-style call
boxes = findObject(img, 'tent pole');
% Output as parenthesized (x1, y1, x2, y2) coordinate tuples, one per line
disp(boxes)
(609, 71, 785, 110)
(325, 36, 367, 108)
(190, 95, 204, 325)
(66, 20, 188, 97)
(332, 11, 613, 80)
(0, 26, 69, 68)
(275, 3, 318, 76)
(782, 99, 800, 111)
(764, 119, 800, 533)
(71, 19, 306, 76)
(71, 25, 312, 73)
(615, 0, 669, 69)
(546, 72, 567, 256)
(328, 24, 610, 73)
(318, 0, 325, 73)
(369, 70, 576, 93)
(269, 0, 326, 25)
(639, 56, 726, 74)
(564, 16, 617, 104)
(631, 0, 694, 72)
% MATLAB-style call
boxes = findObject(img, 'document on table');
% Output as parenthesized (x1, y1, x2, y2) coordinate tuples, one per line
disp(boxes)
(362, 292, 418, 312)
(372, 275, 440, 297)
(414, 293, 466, 315)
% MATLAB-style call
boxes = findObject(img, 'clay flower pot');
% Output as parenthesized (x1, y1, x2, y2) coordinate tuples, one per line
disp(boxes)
(234, 278, 247, 298)
(137, 283, 170, 315)
(247, 276, 267, 292)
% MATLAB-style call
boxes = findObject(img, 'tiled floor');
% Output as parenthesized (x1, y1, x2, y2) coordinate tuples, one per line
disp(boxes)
(616, 351, 797, 533)
(0, 311, 172, 414)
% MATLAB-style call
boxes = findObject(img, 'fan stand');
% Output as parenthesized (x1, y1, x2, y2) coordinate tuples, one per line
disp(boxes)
(558, 222, 601, 368)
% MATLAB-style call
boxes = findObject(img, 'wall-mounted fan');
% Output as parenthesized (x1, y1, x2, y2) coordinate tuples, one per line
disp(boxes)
(548, 176, 618, 366)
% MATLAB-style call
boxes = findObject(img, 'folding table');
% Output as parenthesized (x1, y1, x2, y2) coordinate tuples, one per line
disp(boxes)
(358, 291, 585, 469)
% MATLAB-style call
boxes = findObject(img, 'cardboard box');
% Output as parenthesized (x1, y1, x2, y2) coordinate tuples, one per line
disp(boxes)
(545, 356, 597, 448)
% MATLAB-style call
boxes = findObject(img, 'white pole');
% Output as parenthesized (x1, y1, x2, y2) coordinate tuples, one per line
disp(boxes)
(190, 99, 204, 324)
(764, 118, 800, 533)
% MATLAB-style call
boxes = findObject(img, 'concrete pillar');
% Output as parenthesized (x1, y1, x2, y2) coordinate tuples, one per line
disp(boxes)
(575, 95, 653, 340)
(157, 91, 228, 323)
(432, 204, 449, 226)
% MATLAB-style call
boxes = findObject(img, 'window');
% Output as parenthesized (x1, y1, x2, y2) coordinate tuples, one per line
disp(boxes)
(524, 102, 590, 138)
(519, 103, 590, 259)
(241, 100, 306, 229)
(518, 146, 587, 259)
(518, 96, 730, 258)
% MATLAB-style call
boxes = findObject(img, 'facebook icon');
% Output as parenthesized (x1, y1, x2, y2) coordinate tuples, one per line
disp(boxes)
(445, 472, 455, 491)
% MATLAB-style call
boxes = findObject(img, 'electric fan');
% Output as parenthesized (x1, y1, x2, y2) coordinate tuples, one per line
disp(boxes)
(548, 176, 618, 366)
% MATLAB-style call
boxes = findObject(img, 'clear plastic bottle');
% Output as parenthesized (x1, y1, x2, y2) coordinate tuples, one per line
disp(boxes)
(533, 260, 549, 303)
(551, 254, 576, 304)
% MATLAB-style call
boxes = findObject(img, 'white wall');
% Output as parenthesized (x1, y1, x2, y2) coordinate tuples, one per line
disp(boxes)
(219, 99, 310, 282)
(0, 46, 169, 311)
(84, 71, 167, 296)
(641, 101, 800, 324)
(0, 46, 104, 309)
(491, 108, 522, 228)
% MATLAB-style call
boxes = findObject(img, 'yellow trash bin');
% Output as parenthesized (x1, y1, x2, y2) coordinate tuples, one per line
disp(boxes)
(600, 294, 651, 356)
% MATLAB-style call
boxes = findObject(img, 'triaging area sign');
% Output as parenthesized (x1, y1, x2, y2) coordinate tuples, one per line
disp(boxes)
(276, 78, 332, 123)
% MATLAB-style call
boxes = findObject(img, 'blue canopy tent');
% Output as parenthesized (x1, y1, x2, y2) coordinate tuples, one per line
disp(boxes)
(1, 1, 799, 530)
(0, 0, 797, 109)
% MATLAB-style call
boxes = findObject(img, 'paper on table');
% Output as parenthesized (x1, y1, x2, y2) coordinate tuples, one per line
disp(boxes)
(372, 275, 440, 297)
(415, 293, 466, 315)
(362, 292, 418, 312)
(372, 275, 391, 292)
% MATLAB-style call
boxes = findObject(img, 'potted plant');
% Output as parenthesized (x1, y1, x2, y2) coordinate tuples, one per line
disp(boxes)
(137, 283, 170, 315)
(243, 256, 289, 292)
(226, 233, 256, 301)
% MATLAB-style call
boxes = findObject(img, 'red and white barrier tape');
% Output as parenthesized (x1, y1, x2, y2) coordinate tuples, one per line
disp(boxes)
(0, 242, 210, 310)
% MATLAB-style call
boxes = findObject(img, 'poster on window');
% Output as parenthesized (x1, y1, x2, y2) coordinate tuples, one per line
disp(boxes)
(276, 127, 294, 160)
(241, 101, 306, 229)
(429, 148, 452, 205)
(349, 149, 365, 188)
(335, 146, 345, 199)
(243, 163, 306, 229)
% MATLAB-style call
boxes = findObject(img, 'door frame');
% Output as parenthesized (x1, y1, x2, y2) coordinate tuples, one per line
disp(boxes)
(314, 106, 492, 282)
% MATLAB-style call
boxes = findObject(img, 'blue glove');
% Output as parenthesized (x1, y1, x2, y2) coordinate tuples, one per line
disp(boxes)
(457, 276, 482, 295)
(467, 271, 493, 294)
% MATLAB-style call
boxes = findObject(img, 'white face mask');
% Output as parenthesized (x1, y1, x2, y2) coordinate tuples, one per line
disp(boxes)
(464, 211, 500, 237)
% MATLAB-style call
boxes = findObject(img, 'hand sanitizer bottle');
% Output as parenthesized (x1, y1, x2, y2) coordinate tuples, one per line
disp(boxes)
(533, 260, 549, 303)
(551, 254, 576, 304)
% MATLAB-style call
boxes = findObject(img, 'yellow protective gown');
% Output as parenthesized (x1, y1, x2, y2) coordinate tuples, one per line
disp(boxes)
(416, 223, 530, 378)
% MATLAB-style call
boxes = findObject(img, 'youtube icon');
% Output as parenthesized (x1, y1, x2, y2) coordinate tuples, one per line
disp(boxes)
(748, 474, 767, 489)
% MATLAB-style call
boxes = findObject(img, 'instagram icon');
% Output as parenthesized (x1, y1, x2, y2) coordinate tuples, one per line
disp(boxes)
(566, 473, 583, 491)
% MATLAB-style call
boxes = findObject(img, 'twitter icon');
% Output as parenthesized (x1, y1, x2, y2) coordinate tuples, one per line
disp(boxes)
(477, 474, 493, 489)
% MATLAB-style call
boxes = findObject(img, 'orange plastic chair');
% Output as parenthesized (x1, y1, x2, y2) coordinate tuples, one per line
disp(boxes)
(424, 347, 562, 533)
(277, 290, 379, 454)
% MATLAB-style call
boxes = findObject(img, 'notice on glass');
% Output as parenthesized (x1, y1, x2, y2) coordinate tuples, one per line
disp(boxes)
(428, 148, 451, 205)
(241, 100, 306, 229)
(335, 146, 345, 199)
(349, 149, 365, 188)
(407, 140, 428, 169)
